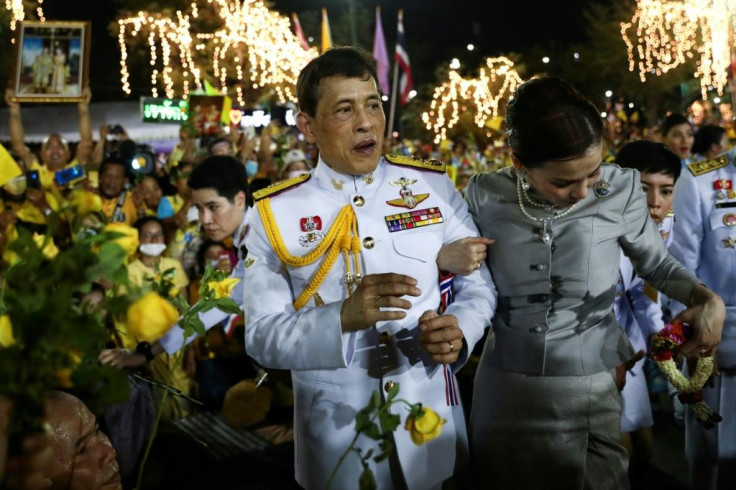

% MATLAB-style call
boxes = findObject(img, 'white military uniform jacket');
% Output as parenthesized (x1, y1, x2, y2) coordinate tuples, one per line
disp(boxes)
(159, 211, 250, 354)
(243, 155, 496, 489)
(670, 150, 736, 480)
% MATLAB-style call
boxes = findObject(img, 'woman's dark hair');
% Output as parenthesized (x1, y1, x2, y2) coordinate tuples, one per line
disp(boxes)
(133, 216, 163, 234)
(692, 124, 726, 156)
(615, 141, 681, 182)
(188, 155, 250, 206)
(660, 113, 693, 138)
(296, 46, 378, 117)
(504, 77, 603, 168)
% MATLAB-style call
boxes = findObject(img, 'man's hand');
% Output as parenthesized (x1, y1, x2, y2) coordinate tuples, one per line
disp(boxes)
(615, 349, 645, 391)
(418, 310, 465, 364)
(78, 87, 91, 107)
(340, 273, 420, 333)
(4, 89, 20, 111)
(436, 236, 494, 276)
(672, 284, 725, 358)
(98, 349, 146, 370)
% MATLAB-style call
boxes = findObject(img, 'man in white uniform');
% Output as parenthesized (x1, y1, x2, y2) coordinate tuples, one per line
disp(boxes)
(242, 47, 496, 489)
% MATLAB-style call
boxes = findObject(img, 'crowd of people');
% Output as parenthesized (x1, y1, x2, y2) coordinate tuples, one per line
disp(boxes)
(0, 45, 734, 490)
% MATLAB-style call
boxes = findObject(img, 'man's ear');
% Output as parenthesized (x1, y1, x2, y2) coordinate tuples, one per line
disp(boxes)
(511, 154, 523, 172)
(235, 190, 246, 209)
(296, 112, 317, 144)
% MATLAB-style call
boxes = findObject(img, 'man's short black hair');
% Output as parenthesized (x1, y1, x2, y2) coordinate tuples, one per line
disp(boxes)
(207, 137, 232, 155)
(616, 140, 682, 181)
(187, 156, 250, 206)
(98, 156, 129, 179)
(296, 46, 379, 117)
(692, 125, 726, 156)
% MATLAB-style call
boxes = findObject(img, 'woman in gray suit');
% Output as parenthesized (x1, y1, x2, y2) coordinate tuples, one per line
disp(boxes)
(440, 77, 725, 489)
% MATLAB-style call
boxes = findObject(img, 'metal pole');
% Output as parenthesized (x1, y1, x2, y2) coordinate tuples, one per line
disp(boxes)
(387, 61, 400, 140)
(348, 0, 358, 46)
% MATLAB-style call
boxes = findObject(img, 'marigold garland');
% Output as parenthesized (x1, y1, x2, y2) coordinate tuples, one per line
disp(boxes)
(649, 323, 722, 428)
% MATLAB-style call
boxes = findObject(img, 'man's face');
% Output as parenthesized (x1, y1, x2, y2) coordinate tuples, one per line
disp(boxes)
(192, 187, 246, 242)
(640, 171, 675, 224)
(296, 76, 385, 175)
(98, 164, 126, 199)
(42, 135, 71, 171)
(210, 141, 232, 156)
(45, 393, 121, 490)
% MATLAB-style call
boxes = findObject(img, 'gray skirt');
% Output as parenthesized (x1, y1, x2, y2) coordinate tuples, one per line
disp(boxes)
(470, 366, 629, 490)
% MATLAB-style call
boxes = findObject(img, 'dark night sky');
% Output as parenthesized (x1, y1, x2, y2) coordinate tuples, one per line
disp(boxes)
(33, 0, 597, 101)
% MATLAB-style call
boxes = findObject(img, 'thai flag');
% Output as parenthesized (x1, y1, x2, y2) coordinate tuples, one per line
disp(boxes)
(439, 270, 454, 314)
(395, 10, 413, 106)
(438, 269, 458, 406)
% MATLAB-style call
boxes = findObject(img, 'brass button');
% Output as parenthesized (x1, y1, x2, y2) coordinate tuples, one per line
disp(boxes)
(363, 237, 375, 249)
(353, 195, 365, 207)
(379, 331, 391, 344)
(384, 380, 396, 393)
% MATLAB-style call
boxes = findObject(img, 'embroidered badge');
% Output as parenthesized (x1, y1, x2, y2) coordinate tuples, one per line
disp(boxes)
(724, 213, 736, 227)
(244, 256, 257, 269)
(386, 178, 430, 209)
(362, 173, 374, 185)
(725, 236, 736, 248)
(593, 179, 612, 198)
(331, 178, 344, 191)
(385, 207, 444, 232)
(299, 216, 325, 247)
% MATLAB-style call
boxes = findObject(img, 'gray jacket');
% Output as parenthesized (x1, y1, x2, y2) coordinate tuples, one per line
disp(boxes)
(466, 164, 698, 376)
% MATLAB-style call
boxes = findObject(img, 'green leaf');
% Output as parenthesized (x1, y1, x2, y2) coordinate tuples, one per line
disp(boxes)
(362, 421, 382, 440)
(374, 438, 394, 463)
(378, 410, 400, 434)
(355, 409, 371, 432)
(359, 466, 377, 490)
(370, 390, 381, 410)
(187, 316, 206, 337)
(387, 382, 399, 402)
(214, 298, 241, 315)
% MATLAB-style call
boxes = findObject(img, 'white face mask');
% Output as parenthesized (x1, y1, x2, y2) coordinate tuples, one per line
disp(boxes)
(286, 170, 309, 179)
(139, 243, 167, 257)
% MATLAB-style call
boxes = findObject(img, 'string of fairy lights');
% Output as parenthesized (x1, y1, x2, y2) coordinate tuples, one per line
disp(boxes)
(4, 0, 44, 35)
(421, 57, 523, 144)
(117, 0, 318, 105)
(621, 0, 736, 99)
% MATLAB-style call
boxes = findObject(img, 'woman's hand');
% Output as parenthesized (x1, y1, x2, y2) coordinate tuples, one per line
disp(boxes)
(672, 284, 725, 358)
(436, 236, 494, 276)
(98, 348, 146, 370)
(614, 350, 644, 391)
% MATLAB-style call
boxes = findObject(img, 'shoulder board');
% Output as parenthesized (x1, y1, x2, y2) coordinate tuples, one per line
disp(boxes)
(687, 156, 728, 176)
(384, 153, 446, 173)
(253, 173, 310, 201)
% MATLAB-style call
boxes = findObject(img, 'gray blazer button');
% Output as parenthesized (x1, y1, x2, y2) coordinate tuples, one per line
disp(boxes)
(529, 326, 546, 333)
(533, 263, 547, 271)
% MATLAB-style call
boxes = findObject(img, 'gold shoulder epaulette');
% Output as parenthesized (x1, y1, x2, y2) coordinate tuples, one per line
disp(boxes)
(687, 156, 728, 176)
(385, 153, 446, 173)
(253, 173, 310, 201)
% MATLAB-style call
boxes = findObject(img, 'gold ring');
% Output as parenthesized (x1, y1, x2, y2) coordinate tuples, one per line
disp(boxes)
(449, 342, 454, 353)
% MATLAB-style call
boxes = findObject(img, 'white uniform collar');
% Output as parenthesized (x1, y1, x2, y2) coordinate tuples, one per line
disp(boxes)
(234, 207, 250, 247)
(312, 154, 384, 195)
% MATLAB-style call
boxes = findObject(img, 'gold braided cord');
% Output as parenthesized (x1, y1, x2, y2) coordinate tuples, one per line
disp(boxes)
(256, 198, 361, 310)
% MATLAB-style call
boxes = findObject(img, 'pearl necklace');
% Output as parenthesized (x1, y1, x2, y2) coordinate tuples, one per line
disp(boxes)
(516, 172, 579, 244)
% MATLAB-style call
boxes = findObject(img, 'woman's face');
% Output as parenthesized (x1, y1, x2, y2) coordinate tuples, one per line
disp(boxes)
(640, 171, 675, 224)
(517, 144, 603, 207)
(663, 123, 694, 160)
(139, 221, 164, 245)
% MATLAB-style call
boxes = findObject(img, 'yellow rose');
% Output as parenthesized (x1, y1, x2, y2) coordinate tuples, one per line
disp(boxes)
(207, 277, 240, 299)
(69, 190, 102, 215)
(127, 291, 179, 342)
(104, 223, 139, 257)
(0, 315, 15, 347)
(33, 233, 59, 260)
(404, 407, 445, 446)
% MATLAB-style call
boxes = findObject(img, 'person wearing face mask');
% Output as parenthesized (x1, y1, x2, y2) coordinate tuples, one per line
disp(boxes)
(124, 216, 192, 419)
(280, 148, 311, 181)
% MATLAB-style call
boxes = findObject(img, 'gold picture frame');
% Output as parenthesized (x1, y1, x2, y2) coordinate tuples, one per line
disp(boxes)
(11, 20, 91, 103)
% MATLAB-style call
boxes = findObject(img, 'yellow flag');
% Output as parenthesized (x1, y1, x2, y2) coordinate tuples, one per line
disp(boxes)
(0, 143, 22, 187)
(321, 8, 332, 53)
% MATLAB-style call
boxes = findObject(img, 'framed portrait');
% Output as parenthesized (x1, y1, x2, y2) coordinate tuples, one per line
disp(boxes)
(11, 21, 91, 103)
(188, 95, 226, 136)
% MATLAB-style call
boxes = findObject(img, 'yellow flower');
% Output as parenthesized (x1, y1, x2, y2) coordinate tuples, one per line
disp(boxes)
(0, 315, 15, 347)
(404, 407, 445, 445)
(55, 350, 82, 388)
(69, 190, 102, 215)
(207, 277, 240, 299)
(104, 223, 139, 257)
(33, 233, 59, 260)
(127, 291, 179, 342)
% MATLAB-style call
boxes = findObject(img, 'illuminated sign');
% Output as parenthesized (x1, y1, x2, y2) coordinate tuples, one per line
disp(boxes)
(233, 107, 297, 128)
(140, 97, 189, 123)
